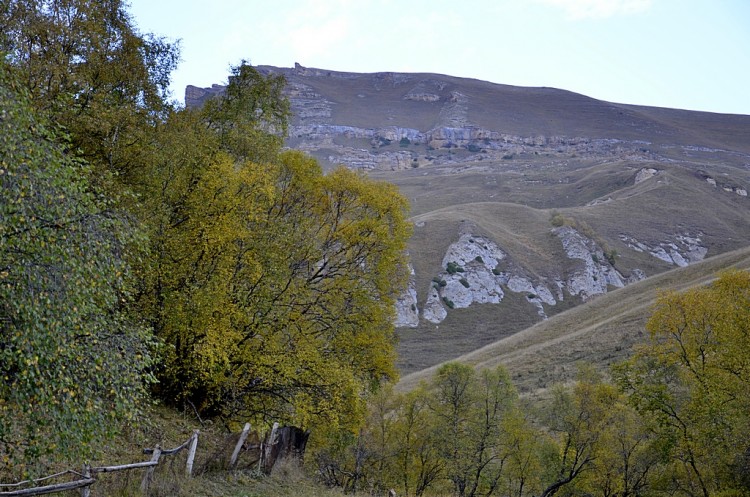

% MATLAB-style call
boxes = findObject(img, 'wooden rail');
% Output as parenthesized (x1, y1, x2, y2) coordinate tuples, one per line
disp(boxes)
(0, 424, 301, 497)
(0, 430, 200, 497)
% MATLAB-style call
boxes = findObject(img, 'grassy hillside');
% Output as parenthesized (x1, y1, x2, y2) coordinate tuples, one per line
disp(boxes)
(397, 245, 750, 393)
(257, 65, 750, 152)
(190, 64, 750, 400)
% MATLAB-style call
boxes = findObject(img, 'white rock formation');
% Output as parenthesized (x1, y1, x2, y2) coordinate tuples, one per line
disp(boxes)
(634, 167, 659, 183)
(619, 233, 707, 267)
(395, 228, 650, 326)
(419, 234, 559, 324)
(394, 264, 419, 327)
(423, 287, 448, 323)
(553, 226, 626, 300)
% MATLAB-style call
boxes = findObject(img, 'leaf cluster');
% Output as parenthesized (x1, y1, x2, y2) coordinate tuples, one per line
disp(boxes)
(0, 66, 154, 476)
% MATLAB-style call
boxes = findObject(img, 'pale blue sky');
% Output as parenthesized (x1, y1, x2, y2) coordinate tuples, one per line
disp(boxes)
(127, 0, 750, 115)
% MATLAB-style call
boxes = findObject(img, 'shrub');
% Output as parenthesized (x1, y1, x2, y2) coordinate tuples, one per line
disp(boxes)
(492, 267, 501, 276)
(442, 297, 455, 309)
(550, 211, 565, 227)
(605, 249, 618, 266)
(446, 261, 465, 274)
(475, 255, 484, 264)
(460, 278, 470, 288)
(399, 137, 410, 147)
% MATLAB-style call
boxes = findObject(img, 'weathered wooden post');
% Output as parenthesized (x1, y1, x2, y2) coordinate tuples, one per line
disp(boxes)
(80, 464, 91, 497)
(230, 423, 251, 469)
(262, 422, 279, 474)
(186, 430, 199, 476)
(140, 445, 161, 494)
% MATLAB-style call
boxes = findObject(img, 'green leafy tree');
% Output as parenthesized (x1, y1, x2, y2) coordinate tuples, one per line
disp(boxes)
(538, 368, 612, 497)
(135, 68, 411, 428)
(0, 67, 154, 476)
(566, 368, 663, 497)
(200, 62, 290, 163)
(431, 363, 521, 497)
(614, 270, 750, 497)
(0, 0, 179, 176)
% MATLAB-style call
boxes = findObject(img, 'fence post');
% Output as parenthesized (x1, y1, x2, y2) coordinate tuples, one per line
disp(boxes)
(262, 422, 279, 474)
(80, 464, 91, 497)
(185, 430, 199, 477)
(229, 423, 251, 469)
(140, 445, 161, 494)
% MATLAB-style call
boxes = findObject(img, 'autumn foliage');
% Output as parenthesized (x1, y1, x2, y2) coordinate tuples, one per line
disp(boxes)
(0, 0, 410, 473)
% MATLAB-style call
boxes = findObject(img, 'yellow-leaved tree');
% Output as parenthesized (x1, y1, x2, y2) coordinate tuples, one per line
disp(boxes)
(135, 64, 411, 431)
(614, 269, 750, 497)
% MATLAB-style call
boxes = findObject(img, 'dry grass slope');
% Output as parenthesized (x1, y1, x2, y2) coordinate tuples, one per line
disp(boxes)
(397, 246, 750, 394)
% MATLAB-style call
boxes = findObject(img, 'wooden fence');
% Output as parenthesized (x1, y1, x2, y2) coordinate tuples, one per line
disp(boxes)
(0, 423, 307, 497)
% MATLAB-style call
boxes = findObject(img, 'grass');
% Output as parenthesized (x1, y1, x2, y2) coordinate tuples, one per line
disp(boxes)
(0, 404, 339, 497)
(387, 155, 750, 376)
(397, 245, 750, 394)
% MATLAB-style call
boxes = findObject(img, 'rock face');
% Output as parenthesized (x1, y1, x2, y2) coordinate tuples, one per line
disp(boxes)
(619, 233, 708, 267)
(423, 235, 508, 324)
(634, 167, 660, 183)
(401, 227, 643, 326)
(185, 66, 687, 172)
(394, 264, 419, 327)
(553, 226, 628, 300)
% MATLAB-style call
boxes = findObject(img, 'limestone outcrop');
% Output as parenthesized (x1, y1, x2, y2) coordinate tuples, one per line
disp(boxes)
(396, 226, 656, 327)
(619, 233, 708, 267)
(397, 228, 647, 326)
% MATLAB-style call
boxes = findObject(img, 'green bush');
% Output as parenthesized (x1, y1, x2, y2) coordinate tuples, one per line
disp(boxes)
(442, 297, 455, 309)
(605, 249, 618, 266)
(549, 210, 565, 227)
(475, 255, 484, 264)
(460, 278, 470, 288)
(399, 137, 410, 147)
(447, 261, 465, 274)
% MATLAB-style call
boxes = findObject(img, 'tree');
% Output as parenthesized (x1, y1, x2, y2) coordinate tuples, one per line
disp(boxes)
(538, 368, 612, 497)
(0, 66, 154, 475)
(200, 62, 290, 163)
(0, 0, 179, 176)
(431, 363, 521, 497)
(135, 73, 411, 427)
(614, 270, 750, 496)
(573, 375, 663, 497)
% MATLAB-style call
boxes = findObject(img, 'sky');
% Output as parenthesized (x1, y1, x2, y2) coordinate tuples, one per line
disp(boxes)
(126, 0, 750, 115)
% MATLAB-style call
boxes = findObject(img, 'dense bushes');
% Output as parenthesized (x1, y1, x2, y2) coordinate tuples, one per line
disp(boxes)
(1, 0, 411, 474)
(0, 67, 154, 473)
(313, 270, 750, 497)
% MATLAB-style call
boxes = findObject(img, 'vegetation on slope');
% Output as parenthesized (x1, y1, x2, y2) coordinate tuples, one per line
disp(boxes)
(317, 271, 750, 497)
(0, 0, 410, 479)
(2, 3, 750, 497)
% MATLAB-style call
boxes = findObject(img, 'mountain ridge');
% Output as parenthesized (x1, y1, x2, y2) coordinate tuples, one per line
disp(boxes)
(186, 63, 750, 380)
